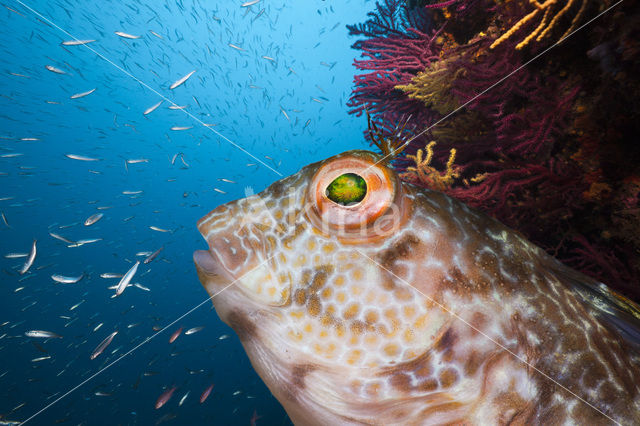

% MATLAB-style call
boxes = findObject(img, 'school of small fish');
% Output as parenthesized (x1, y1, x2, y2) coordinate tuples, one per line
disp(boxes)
(0, 0, 496, 424)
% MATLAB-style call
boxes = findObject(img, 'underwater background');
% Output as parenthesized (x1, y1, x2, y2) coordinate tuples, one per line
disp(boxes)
(2, 0, 639, 424)
(1, 0, 373, 424)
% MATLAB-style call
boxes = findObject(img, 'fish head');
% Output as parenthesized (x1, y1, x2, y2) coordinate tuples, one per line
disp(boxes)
(194, 150, 467, 423)
(193, 150, 640, 424)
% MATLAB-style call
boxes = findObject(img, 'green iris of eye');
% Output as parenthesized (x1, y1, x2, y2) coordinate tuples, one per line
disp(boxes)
(325, 173, 367, 205)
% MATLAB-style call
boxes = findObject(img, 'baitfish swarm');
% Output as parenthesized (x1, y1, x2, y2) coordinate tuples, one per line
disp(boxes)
(194, 150, 640, 425)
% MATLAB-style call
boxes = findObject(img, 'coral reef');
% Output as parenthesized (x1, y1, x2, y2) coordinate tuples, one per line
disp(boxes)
(348, 0, 640, 301)
(401, 141, 464, 191)
(490, 0, 594, 50)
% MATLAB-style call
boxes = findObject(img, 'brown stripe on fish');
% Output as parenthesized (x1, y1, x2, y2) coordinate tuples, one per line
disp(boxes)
(290, 364, 316, 393)
(377, 233, 420, 271)
(226, 310, 256, 341)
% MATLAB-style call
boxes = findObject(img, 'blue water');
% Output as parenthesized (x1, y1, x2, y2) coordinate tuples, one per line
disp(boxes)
(0, 1, 373, 424)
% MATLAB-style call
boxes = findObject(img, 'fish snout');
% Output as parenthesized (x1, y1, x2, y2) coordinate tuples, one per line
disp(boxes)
(193, 249, 229, 286)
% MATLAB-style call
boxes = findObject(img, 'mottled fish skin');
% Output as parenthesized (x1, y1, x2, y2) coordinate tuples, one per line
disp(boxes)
(194, 150, 640, 425)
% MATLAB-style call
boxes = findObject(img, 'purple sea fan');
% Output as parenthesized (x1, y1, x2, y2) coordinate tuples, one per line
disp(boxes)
(347, 0, 442, 125)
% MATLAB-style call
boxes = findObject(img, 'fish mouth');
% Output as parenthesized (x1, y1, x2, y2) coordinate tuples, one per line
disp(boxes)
(193, 248, 235, 294)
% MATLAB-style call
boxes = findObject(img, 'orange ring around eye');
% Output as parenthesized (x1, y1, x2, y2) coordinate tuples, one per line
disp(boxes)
(305, 151, 410, 242)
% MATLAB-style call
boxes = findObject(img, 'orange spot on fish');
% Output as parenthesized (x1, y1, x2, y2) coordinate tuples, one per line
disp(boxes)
(155, 386, 177, 409)
(199, 384, 214, 403)
(169, 326, 183, 343)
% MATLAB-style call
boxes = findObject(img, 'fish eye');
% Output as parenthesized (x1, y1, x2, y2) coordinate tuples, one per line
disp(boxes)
(325, 173, 367, 205)
(306, 151, 408, 241)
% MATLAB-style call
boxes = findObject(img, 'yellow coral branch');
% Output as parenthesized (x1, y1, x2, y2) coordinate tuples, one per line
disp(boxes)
(518, 6, 552, 49)
(491, 0, 591, 51)
(396, 61, 464, 115)
(559, 0, 588, 41)
(491, 8, 540, 49)
(537, 0, 576, 41)
(405, 141, 461, 191)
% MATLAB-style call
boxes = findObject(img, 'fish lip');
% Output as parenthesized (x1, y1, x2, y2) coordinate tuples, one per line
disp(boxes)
(194, 210, 241, 296)
(193, 245, 236, 286)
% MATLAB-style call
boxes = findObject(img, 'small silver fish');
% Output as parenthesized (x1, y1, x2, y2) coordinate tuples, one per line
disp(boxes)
(170, 126, 192, 131)
(49, 232, 74, 244)
(19, 240, 36, 275)
(65, 154, 99, 161)
(45, 65, 66, 74)
(1, 211, 10, 228)
(144, 247, 164, 264)
(170, 70, 196, 90)
(179, 391, 190, 406)
(115, 31, 140, 39)
(4, 253, 27, 259)
(279, 107, 290, 122)
(100, 273, 122, 279)
(144, 101, 162, 115)
(185, 326, 204, 335)
(61, 39, 96, 46)
(51, 274, 84, 284)
(31, 356, 52, 362)
(149, 226, 171, 233)
(115, 261, 140, 296)
(69, 300, 84, 311)
(25, 330, 63, 339)
(77, 238, 101, 244)
(70, 88, 96, 99)
(90, 331, 118, 360)
(84, 213, 103, 226)
(68, 238, 101, 248)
